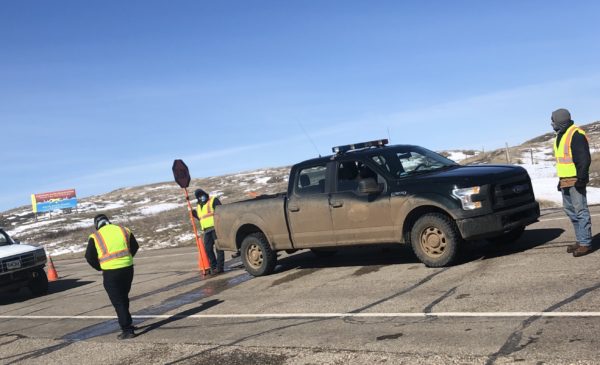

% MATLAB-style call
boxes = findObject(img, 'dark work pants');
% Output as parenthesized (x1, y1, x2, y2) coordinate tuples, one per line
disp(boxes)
(203, 229, 224, 270)
(103, 265, 134, 332)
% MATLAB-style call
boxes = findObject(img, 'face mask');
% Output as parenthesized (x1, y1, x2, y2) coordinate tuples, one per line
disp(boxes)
(200, 196, 208, 203)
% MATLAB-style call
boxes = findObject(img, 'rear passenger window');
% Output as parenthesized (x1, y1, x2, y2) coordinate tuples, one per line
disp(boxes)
(295, 165, 327, 195)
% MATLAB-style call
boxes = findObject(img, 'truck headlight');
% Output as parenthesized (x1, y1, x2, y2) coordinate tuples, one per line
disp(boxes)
(34, 248, 47, 263)
(452, 186, 483, 210)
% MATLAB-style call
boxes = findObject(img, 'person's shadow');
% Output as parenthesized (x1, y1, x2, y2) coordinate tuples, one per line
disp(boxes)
(135, 299, 223, 336)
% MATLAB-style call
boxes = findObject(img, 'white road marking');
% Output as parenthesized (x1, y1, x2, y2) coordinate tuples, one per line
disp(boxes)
(539, 213, 600, 222)
(3, 312, 600, 320)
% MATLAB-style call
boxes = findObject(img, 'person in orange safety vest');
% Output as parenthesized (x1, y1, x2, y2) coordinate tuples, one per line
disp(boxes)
(85, 214, 139, 339)
(192, 189, 225, 274)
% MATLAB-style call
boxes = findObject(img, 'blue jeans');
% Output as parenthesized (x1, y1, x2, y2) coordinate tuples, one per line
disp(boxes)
(562, 186, 592, 246)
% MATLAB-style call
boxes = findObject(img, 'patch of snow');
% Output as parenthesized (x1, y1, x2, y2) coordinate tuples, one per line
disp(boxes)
(63, 220, 93, 230)
(156, 223, 179, 232)
(176, 233, 195, 242)
(7, 218, 67, 236)
(51, 244, 86, 256)
(255, 177, 271, 184)
(137, 203, 180, 215)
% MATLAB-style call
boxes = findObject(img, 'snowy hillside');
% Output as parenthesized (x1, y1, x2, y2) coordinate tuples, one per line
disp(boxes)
(0, 167, 290, 257)
(2, 122, 600, 257)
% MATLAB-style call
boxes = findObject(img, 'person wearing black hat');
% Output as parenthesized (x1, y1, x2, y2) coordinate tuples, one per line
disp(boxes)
(85, 214, 139, 339)
(551, 108, 593, 257)
(192, 189, 225, 274)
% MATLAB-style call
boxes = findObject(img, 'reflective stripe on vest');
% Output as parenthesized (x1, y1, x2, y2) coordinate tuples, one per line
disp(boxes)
(199, 197, 215, 231)
(554, 125, 587, 178)
(89, 224, 133, 270)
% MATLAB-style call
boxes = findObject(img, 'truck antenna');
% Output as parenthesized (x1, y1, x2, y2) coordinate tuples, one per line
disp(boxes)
(298, 122, 321, 157)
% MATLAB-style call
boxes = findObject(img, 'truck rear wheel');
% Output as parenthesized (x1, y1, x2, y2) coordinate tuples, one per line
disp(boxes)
(410, 213, 460, 267)
(241, 233, 277, 277)
(28, 268, 49, 296)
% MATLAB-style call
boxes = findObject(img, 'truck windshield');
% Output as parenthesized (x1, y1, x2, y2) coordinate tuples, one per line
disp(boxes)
(371, 146, 459, 178)
(0, 230, 12, 246)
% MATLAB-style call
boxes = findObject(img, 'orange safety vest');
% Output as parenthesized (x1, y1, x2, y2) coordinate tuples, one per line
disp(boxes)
(89, 224, 133, 270)
(554, 124, 588, 178)
(196, 197, 216, 231)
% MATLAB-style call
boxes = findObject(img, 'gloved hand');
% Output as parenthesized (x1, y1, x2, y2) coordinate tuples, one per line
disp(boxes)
(575, 179, 587, 188)
(557, 181, 561, 191)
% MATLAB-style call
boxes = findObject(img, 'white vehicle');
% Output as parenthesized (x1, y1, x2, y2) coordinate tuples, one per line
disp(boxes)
(0, 228, 48, 296)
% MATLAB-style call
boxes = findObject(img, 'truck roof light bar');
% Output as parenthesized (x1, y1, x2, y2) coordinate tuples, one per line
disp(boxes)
(332, 139, 389, 154)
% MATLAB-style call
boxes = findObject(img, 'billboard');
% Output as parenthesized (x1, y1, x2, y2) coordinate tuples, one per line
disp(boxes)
(31, 189, 77, 213)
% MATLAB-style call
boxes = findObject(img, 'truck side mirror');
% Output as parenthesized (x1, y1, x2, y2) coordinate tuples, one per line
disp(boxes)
(13, 239, 20, 244)
(358, 178, 383, 194)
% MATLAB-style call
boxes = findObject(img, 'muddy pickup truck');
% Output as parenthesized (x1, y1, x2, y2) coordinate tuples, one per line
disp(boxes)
(214, 139, 540, 276)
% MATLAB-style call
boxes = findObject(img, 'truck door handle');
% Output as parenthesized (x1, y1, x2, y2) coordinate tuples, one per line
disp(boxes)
(288, 205, 300, 212)
(330, 200, 343, 208)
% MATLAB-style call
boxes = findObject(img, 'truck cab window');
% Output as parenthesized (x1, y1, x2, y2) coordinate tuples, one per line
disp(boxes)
(0, 230, 10, 246)
(295, 165, 327, 195)
(337, 160, 384, 192)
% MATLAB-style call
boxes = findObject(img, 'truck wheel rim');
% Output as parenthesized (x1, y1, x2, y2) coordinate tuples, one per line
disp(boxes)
(419, 226, 447, 257)
(247, 243, 263, 268)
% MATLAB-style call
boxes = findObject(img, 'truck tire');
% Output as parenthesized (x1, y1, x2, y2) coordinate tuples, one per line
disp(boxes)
(310, 248, 337, 258)
(28, 268, 49, 296)
(410, 213, 460, 267)
(241, 233, 277, 277)
(487, 226, 525, 245)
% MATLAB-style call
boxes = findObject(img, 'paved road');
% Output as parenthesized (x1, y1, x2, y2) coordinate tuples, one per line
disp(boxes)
(2, 207, 600, 364)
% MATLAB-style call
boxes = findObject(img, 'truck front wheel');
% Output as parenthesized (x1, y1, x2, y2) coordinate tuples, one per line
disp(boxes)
(241, 233, 277, 276)
(410, 213, 460, 267)
(28, 268, 49, 296)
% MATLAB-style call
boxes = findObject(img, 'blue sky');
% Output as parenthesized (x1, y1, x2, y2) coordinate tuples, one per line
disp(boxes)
(2, 1, 600, 211)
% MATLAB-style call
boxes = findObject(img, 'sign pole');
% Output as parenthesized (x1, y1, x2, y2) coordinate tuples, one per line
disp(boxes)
(172, 159, 211, 276)
(184, 187, 211, 275)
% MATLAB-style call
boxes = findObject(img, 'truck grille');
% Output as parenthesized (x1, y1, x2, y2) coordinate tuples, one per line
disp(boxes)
(492, 175, 535, 209)
(0, 253, 35, 273)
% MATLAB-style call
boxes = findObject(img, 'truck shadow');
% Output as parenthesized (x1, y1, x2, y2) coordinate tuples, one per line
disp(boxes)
(274, 228, 564, 274)
(0, 279, 93, 305)
(456, 227, 564, 264)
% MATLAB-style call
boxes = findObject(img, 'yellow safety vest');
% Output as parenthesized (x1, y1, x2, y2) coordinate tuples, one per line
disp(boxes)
(196, 197, 215, 231)
(89, 224, 133, 270)
(554, 124, 588, 178)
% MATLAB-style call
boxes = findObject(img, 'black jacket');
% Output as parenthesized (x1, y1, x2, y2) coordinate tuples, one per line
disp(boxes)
(85, 228, 139, 271)
(555, 122, 591, 182)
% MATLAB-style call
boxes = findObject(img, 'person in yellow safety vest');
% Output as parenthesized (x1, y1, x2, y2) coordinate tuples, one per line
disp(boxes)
(192, 189, 225, 274)
(551, 108, 593, 257)
(85, 214, 139, 339)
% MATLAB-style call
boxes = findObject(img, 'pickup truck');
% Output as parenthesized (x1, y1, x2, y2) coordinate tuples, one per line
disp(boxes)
(0, 228, 49, 296)
(214, 139, 540, 276)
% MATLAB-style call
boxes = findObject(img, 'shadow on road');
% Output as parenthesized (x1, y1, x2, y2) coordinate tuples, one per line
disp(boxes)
(136, 299, 223, 336)
(0, 279, 93, 305)
(458, 227, 565, 263)
(273, 228, 565, 274)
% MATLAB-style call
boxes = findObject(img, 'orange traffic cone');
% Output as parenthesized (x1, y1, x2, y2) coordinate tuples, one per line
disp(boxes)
(46, 255, 58, 282)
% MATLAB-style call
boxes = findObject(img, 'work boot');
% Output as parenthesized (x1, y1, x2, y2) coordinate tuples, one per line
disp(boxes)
(573, 245, 592, 257)
(566, 243, 580, 253)
(117, 330, 136, 340)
